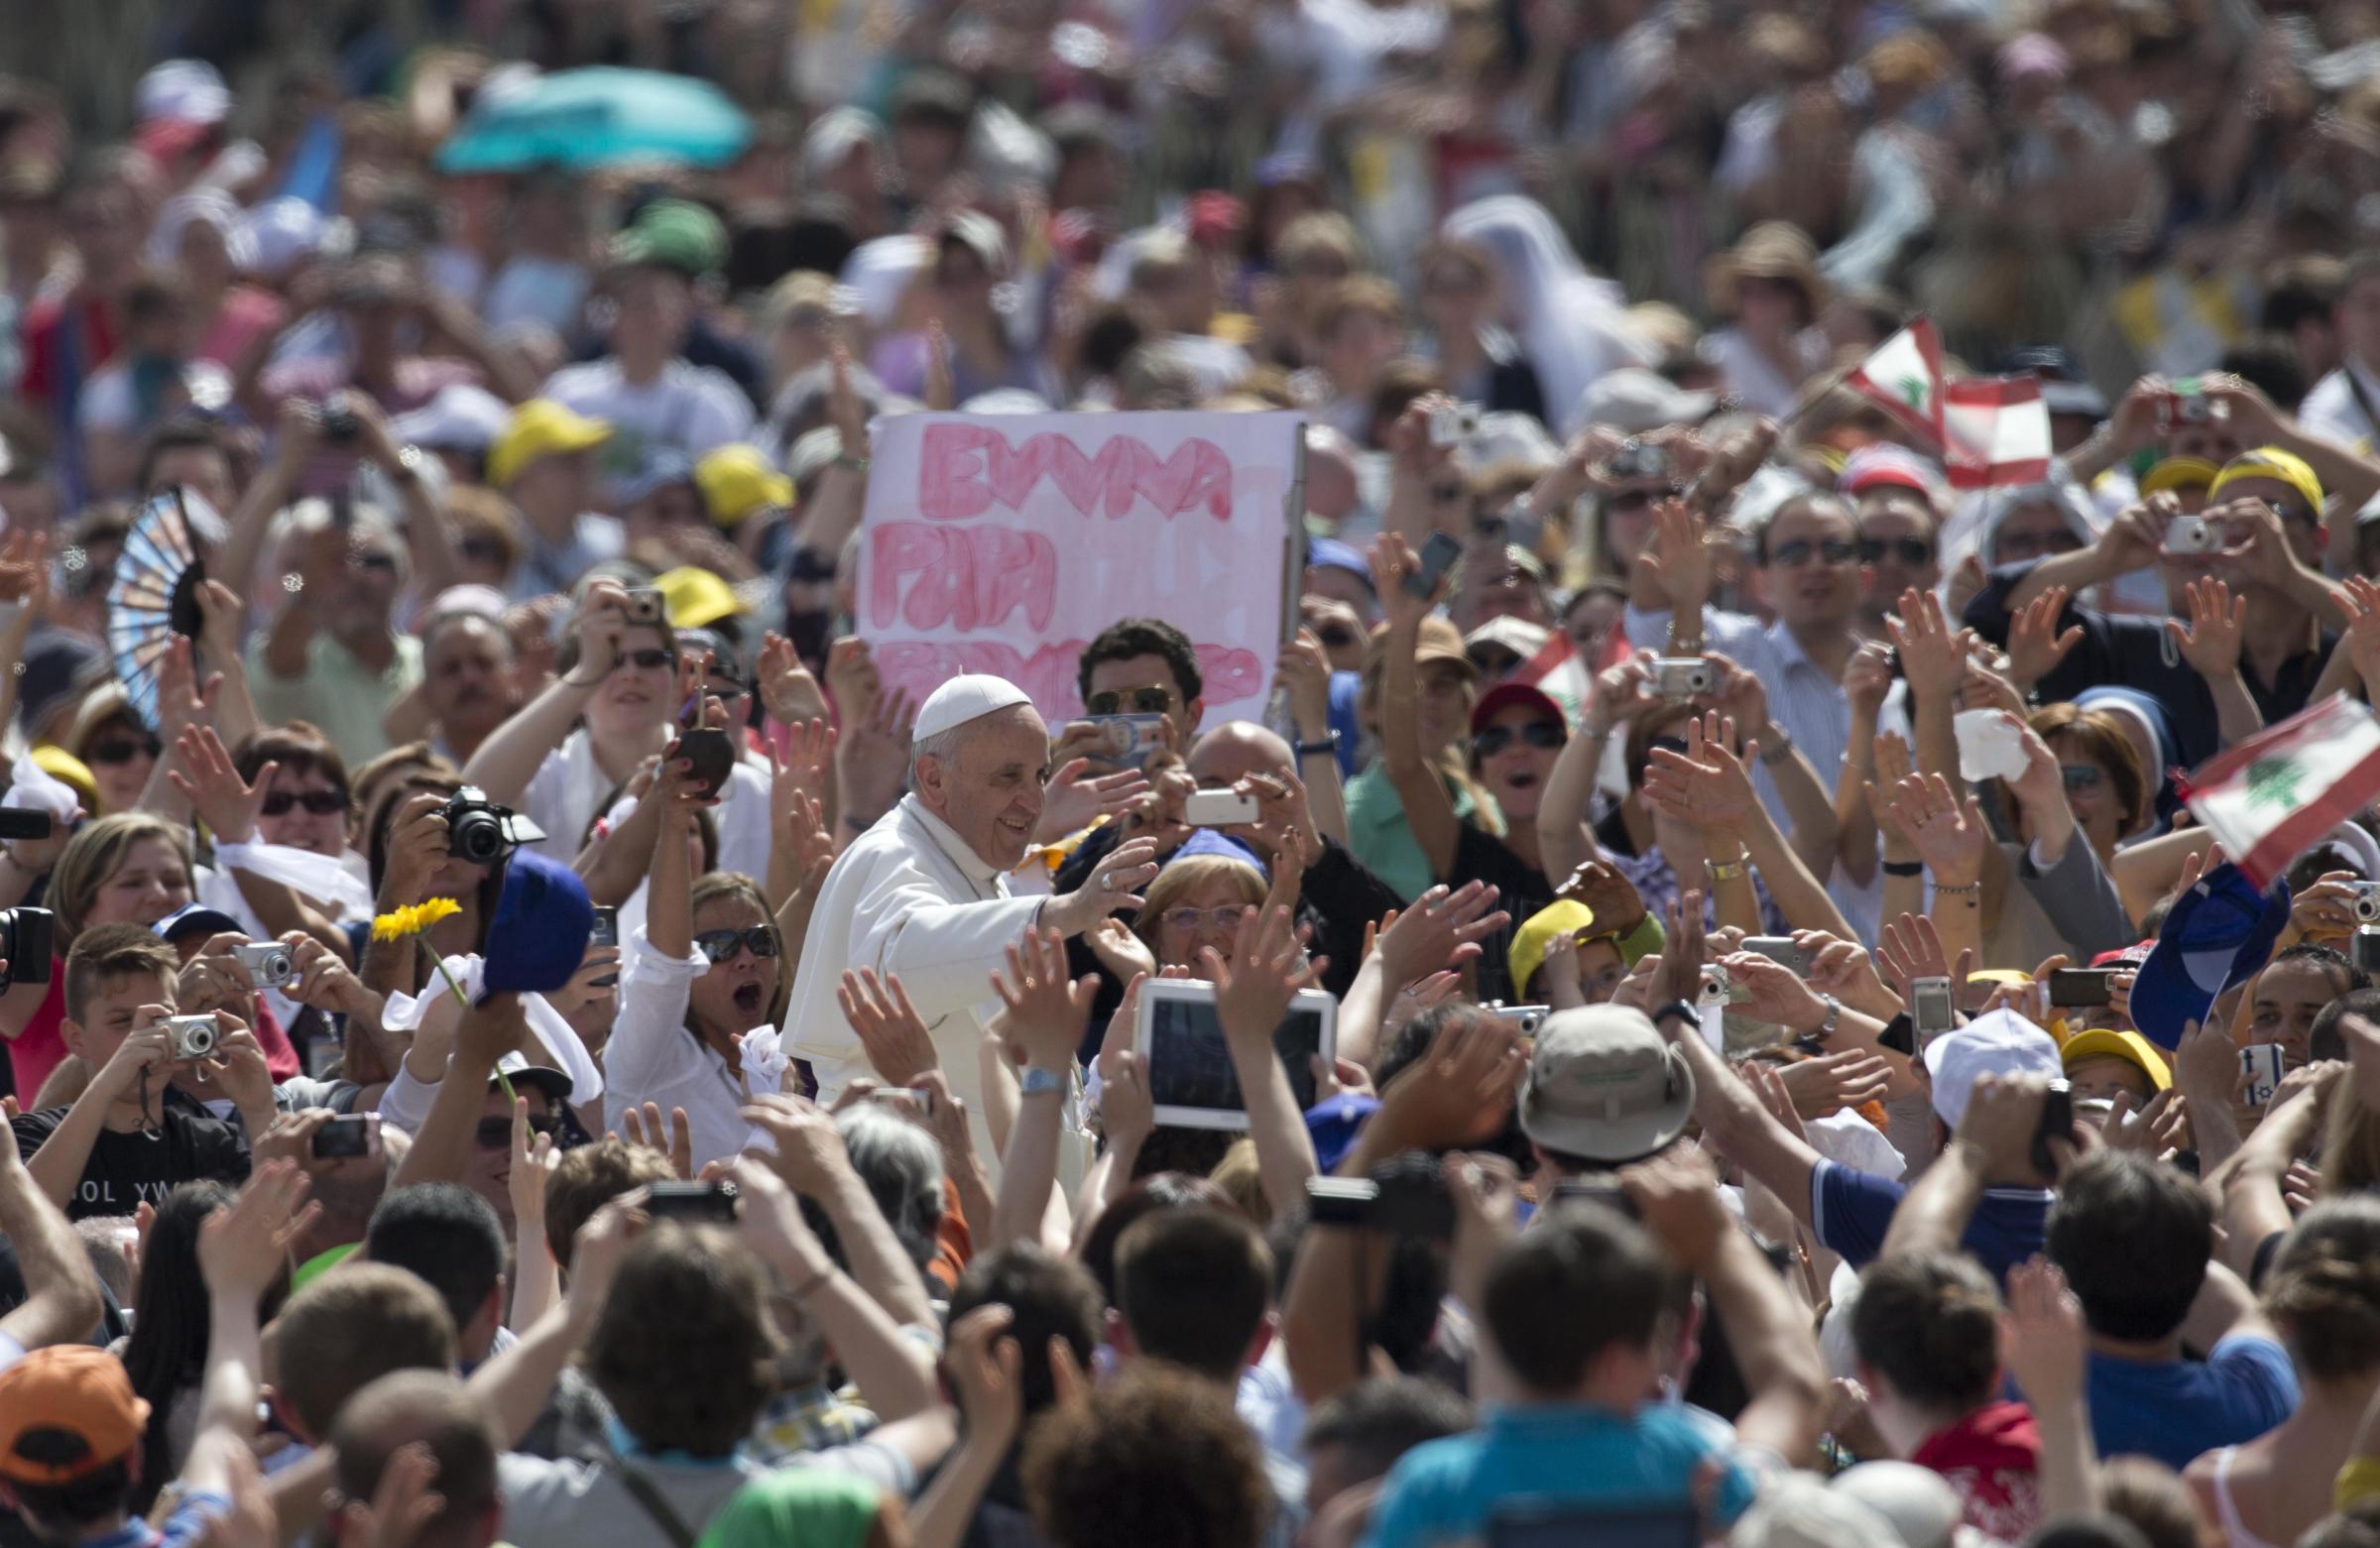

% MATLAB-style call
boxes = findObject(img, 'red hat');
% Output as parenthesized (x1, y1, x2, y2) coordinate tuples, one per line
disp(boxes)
(1185, 191, 1246, 249)
(1470, 680, 1567, 736)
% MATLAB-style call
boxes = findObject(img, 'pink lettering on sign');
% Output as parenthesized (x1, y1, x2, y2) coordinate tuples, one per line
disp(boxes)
(866, 522, 1058, 633)
(917, 422, 1235, 522)
(1191, 645, 1266, 708)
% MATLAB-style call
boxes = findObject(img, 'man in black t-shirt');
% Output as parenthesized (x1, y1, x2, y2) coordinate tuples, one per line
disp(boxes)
(8, 926, 257, 1220)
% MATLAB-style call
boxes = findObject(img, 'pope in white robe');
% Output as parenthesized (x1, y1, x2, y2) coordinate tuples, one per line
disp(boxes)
(782, 673, 1157, 1178)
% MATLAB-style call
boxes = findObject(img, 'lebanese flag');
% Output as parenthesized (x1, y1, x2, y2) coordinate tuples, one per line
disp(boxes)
(2180, 694, 2380, 889)
(1844, 319, 1948, 447)
(1943, 376, 2053, 490)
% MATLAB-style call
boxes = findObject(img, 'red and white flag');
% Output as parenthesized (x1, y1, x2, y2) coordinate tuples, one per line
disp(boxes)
(1844, 319, 1948, 448)
(1943, 376, 2053, 489)
(2181, 694, 2380, 889)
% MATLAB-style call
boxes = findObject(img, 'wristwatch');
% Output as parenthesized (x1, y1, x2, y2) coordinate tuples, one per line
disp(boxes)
(1650, 1001, 1702, 1031)
(1295, 732, 1342, 760)
(1709, 855, 1747, 883)
(1019, 1065, 1067, 1098)
(1757, 727, 1793, 767)
(1809, 993, 1841, 1041)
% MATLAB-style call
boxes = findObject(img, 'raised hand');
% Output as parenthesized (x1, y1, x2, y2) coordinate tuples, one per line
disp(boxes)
(168, 725, 276, 844)
(1886, 586, 1977, 704)
(2165, 577, 2248, 682)
(1368, 531, 1441, 628)
(1203, 902, 1327, 1056)
(1719, 951, 1831, 1036)
(1557, 860, 1648, 941)
(1634, 498, 1716, 614)
(755, 631, 831, 725)
(197, 1160, 319, 1301)
(1887, 772, 1987, 886)
(944, 1302, 1026, 1452)
(1049, 837, 1161, 938)
(2005, 585, 2083, 689)
(1585, 650, 1658, 738)
(1085, 916, 1157, 986)
(837, 684, 917, 823)
(2343, 576, 2380, 687)
(1375, 881, 1509, 988)
(1772, 1048, 1894, 1119)
(1844, 641, 1893, 723)
(1036, 759, 1152, 845)
(614, 1101, 695, 1180)
(1999, 1256, 2087, 1411)
(509, 1096, 558, 1235)
(1873, 911, 1973, 1004)
(1274, 627, 1335, 738)
(1374, 1013, 1527, 1150)
(838, 969, 939, 1086)
(1795, 929, 1902, 1020)
(1641, 710, 1756, 835)
(992, 927, 1097, 1072)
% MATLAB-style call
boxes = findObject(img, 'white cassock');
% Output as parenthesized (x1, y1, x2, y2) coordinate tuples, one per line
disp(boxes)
(783, 792, 1089, 1183)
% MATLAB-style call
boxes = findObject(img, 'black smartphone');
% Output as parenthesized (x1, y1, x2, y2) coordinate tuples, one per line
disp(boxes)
(1404, 532, 1462, 597)
(0, 808, 54, 842)
(674, 729, 735, 800)
(311, 1114, 379, 1159)
(2031, 1079, 2073, 1177)
(2047, 969, 2115, 1009)
(647, 1180, 740, 1222)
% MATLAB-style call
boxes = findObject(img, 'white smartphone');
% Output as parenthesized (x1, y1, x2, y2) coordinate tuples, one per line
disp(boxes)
(1134, 979, 1337, 1131)
(1183, 788, 1260, 827)
(2240, 1043, 2286, 1107)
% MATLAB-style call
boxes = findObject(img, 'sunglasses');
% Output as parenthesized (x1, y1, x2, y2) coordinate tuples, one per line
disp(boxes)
(354, 552, 399, 573)
(1318, 625, 1359, 651)
(620, 648, 675, 671)
(1767, 537, 1859, 568)
(458, 537, 510, 564)
(1606, 486, 1685, 513)
(695, 926, 778, 964)
(1473, 721, 1566, 758)
(87, 736, 161, 766)
(1086, 686, 1173, 715)
(261, 789, 347, 816)
(2061, 764, 2105, 793)
(1859, 536, 1935, 566)
(476, 1112, 559, 1149)
(1159, 904, 1253, 935)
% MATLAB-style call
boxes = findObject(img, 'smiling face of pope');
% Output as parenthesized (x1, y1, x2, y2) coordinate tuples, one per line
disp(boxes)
(913, 703, 1054, 871)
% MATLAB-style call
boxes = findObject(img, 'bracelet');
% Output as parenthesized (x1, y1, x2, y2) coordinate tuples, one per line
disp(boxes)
(1650, 1000, 1702, 1029)
(1757, 731, 1793, 767)
(834, 454, 872, 473)
(1881, 860, 1925, 877)
(1932, 879, 1981, 894)
(1020, 1064, 1067, 1097)
(1709, 856, 1747, 882)
(1672, 638, 1706, 654)
(1295, 733, 1341, 759)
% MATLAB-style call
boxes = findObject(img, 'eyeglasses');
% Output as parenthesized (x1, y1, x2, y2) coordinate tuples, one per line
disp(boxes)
(620, 648, 676, 671)
(1606, 486, 1685, 514)
(476, 1112, 559, 1149)
(2061, 764, 2105, 793)
(2268, 499, 2314, 526)
(1159, 904, 1252, 935)
(1086, 686, 1173, 715)
(695, 926, 778, 964)
(458, 537, 510, 564)
(86, 736, 161, 766)
(1767, 537, 1859, 568)
(261, 789, 347, 816)
(1317, 625, 1358, 651)
(354, 551, 399, 572)
(1472, 721, 1565, 758)
(1859, 536, 1935, 566)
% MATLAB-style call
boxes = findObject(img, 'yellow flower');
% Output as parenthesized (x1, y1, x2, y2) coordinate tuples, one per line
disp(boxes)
(372, 896, 463, 942)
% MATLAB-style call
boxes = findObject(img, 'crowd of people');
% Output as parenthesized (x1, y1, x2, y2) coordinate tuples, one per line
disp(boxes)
(15, 3, 2380, 1548)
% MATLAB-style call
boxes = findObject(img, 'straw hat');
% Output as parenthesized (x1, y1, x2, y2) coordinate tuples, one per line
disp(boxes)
(1703, 221, 1830, 321)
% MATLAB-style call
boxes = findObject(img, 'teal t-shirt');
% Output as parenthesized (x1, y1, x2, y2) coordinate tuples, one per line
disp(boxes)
(1345, 763, 1496, 904)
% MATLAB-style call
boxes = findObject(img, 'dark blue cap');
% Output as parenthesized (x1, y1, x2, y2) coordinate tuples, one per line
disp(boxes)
(481, 849, 594, 998)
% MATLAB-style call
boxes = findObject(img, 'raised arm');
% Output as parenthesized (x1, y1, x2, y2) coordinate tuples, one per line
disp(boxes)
(1887, 773, 1987, 974)
(184, 1161, 318, 1498)
(1713, 655, 1838, 878)
(1205, 856, 1327, 1218)
(986, 929, 1093, 1253)
(460, 581, 635, 805)
(743, 1094, 939, 1340)
(24, 1014, 175, 1210)
(1366, 533, 1461, 881)
(2001, 498, 2165, 618)
(0, 1118, 102, 1352)
(1886, 586, 1972, 805)
(388, 995, 521, 1193)
(1536, 654, 1646, 882)
(1879, 1073, 2046, 1258)
(2165, 579, 2263, 747)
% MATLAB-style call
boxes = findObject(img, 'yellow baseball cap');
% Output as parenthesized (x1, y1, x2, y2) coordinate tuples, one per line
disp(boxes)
(2138, 456, 2218, 500)
(1509, 899, 1597, 1002)
(654, 566, 750, 631)
(2209, 445, 2324, 516)
(2060, 1027, 2172, 1092)
(489, 400, 610, 488)
(696, 443, 794, 529)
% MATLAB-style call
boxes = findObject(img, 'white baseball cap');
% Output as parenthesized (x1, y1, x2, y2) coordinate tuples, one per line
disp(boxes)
(1921, 1008, 2064, 1130)
(914, 674, 1034, 740)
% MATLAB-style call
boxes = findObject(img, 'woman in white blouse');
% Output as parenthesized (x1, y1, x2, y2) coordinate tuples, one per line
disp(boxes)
(607, 755, 790, 1170)
(459, 577, 772, 879)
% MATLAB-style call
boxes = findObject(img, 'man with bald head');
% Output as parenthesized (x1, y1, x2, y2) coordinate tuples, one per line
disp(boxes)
(785, 673, 1157, 1173)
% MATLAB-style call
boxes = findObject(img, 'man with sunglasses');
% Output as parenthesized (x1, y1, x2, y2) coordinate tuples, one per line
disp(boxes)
(1052, 617, 1207, 773)
(1839, 446, 1945, 634)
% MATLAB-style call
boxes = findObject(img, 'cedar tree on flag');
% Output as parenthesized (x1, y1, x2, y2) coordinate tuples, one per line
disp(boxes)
(2180, 693, 2380, 890)
(1844, 319, 1948, 448)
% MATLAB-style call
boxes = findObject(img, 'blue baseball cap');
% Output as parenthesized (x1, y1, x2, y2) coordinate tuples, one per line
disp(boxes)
(1164, 829, 1266, 877)
(1305, 537, 1374, 594)
(154, 903, 244, 944)
(481, 849, 594, 998)
(2130, 861, 2291, 1050)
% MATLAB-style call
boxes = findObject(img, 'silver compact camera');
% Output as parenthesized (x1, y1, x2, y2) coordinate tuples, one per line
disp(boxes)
(2353, 882, 2380, 925)
(623, 587, 667, 626)
(2164, 515, 2219, 554)
(1428, 403, 1481, 446)
(231, 941, 296, 990)
(1652, 656, 1716, 701)
(166, 1013, 219, 1061)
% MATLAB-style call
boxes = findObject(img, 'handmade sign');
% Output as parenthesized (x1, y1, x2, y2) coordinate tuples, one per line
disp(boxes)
(858, 410, 1304, 729)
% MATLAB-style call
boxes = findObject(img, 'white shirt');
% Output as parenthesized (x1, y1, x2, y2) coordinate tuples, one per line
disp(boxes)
(2303, 357, 2380, 449)
(538, 357, 755, 461)
(781, 793, 1083, 1177)
(521, 729, 773, 879)
(606, 927, 751, 1170)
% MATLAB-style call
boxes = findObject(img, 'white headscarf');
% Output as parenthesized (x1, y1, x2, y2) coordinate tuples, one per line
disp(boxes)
(1439, 195, 1655, 438)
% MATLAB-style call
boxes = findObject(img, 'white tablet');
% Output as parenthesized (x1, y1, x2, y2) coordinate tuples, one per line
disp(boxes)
(1133, 978, 1338, 1131)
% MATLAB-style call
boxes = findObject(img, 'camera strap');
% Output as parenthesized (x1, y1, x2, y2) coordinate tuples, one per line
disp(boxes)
(137, 1067, 160, 1137)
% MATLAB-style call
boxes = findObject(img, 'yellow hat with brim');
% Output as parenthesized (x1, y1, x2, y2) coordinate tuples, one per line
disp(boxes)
(2060, 1026, 2172, 1092)
(1966, 969, 2033, 988)
(2209, 445, 2324, 516)
(29, 745, 96, 812)
(1510, 899, 1598, 1003)
(2139, 456, 2219, 499)
(490, 399, 611, 488)
(654, 565, 750, 631)
(696, 443, 794, 528)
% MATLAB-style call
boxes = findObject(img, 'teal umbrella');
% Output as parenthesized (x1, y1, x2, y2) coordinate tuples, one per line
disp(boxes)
(434, 67, 752, 174)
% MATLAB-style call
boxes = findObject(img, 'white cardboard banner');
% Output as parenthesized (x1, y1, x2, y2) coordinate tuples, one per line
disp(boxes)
(857, 410, 1303, 730)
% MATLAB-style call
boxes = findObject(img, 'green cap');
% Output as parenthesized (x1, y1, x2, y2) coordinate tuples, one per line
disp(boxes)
(609, 199, 727, 279)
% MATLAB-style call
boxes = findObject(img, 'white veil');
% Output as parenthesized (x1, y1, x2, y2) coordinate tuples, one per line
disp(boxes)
(1439, 195, 1655, 438)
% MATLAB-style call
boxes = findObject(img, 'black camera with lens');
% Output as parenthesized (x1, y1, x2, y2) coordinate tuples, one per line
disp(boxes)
(1306, 1151, 1455, 1240)
(319, 403, 360, 445)
(442, 786, 546, 866)
(0, 906, 56, 992)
